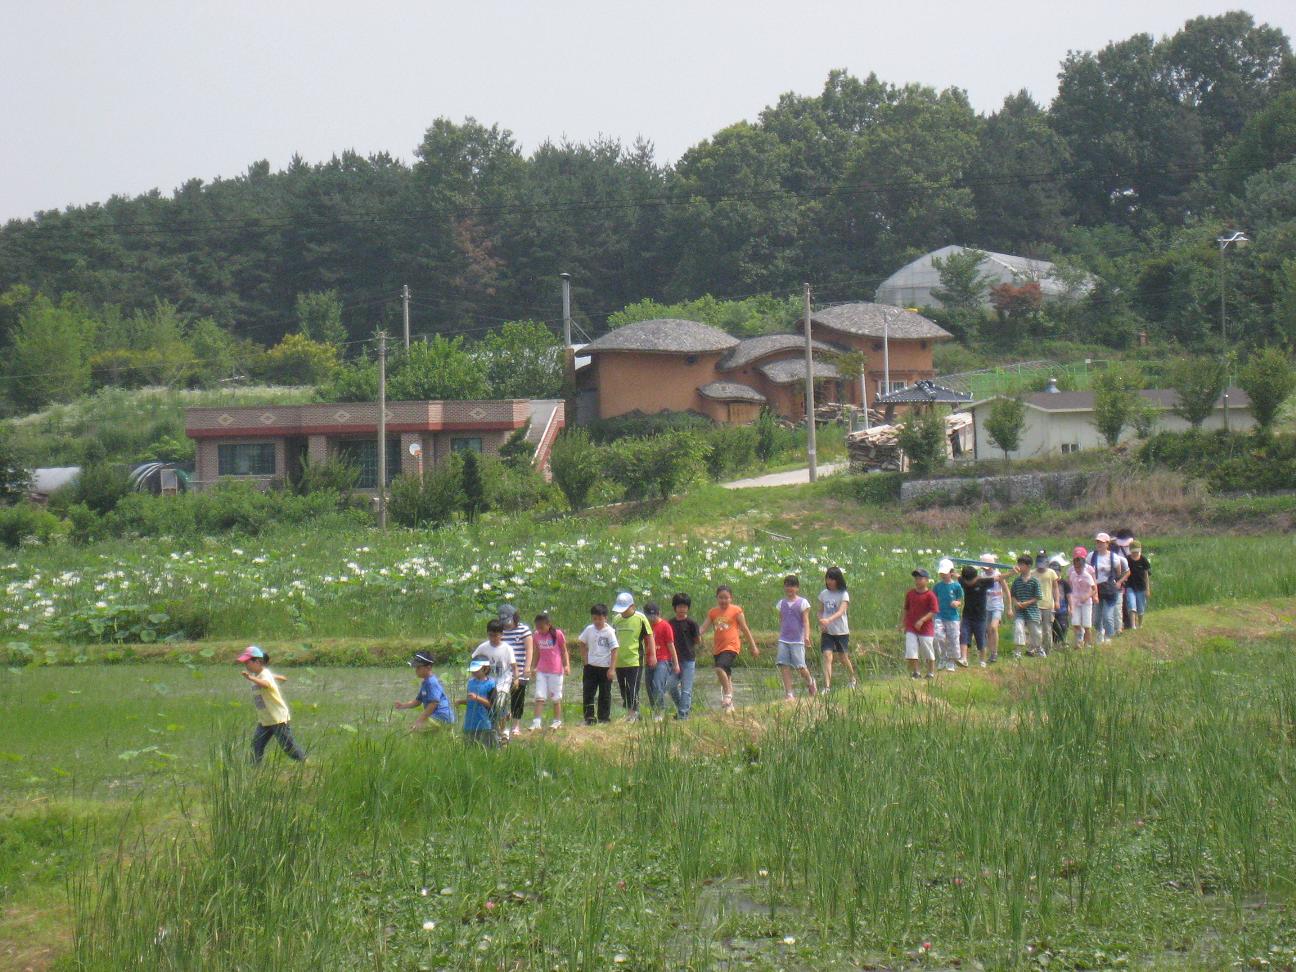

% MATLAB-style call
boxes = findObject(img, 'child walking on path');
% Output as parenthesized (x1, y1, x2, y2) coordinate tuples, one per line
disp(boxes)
(775, 575, 818, 700)
(668, 594, 701, 719)
(645, 603, 680, 721)
(980, 554, 1010, 663)
(610, 592, 655, 722)
(1068, 548, 1099, 649)
(818, 566, 857, 691)
(700, 585, 760, 712)
(498, 605, 534, 740)
(1033, 553, 1060, 655)
(958, 565, 994, 668)
(458, 656, 497, 747)
(472, 620, 516, 743)
(529, 613, 569, 730)
(238, 646, 306, 764)
(394, 650, 454, 731)
(1010, 556, 1044, 657)
(933, 560, 964, 672)
(578, 605, 619, 725)
(1125, 541, 1152, 629)
(902, 570, 939, 680)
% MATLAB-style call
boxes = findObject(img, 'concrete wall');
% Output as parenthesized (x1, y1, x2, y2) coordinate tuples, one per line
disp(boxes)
(592, 351, 724, 418)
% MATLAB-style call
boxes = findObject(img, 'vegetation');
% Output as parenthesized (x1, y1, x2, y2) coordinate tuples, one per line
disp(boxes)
(1166, 355, 1227, 428)
(984, 397, 1026, 464)
(897, 407, 947, 476)
(1090, 363, 1145, 446)
(1239, 347, 1296, 431)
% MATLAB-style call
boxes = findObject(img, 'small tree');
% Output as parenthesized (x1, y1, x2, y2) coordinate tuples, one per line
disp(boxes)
(1239, 348, 1296, 432)
(985, 397, 1026, 465)
(754, 408, 783, 461)
(897, 407, 947, 476)
(259, 334, 341, 385)
(0, 431, 31, 504)
(1167, 356, 1227, 429)
(460, 450, 485, 522)
(549, 429, 602, 511)
(1090, 363, 1144, 447)
(498, 421, 535, 470)
(295, 291, 347, 346)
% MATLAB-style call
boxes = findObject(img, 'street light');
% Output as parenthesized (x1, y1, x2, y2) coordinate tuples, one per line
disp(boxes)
(1216, 230, 1249, 431)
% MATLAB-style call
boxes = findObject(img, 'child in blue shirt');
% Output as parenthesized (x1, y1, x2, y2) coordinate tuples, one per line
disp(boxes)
(933, 560, 965, 672)
(394, 650, 454, 731)
(458, 656, 497, 747)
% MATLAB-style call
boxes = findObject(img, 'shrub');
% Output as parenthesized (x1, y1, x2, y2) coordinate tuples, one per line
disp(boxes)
(897, 408, 947, 476)
(753, 408, 787, 462)
(292, 457, 359, 498)
(826, 472, 904, 505)
(587, 411, 712, 444)
(549, 429, 603, 511)
(0, 504, 66, 548)
(53, 463, 133, 516)
(705, 425, 758, 480)
(388, 468, 459, 529)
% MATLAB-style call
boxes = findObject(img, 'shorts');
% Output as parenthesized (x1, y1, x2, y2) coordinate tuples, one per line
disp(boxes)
(714, 650, 738, 673)
(1126, 589, 1147, 614)
(820, 633, 850, 654)
(776, 640, 807, 668)
(987, 605, 1004, 624)
(1070, 601, 1093, 628)
(534, 671, 565, 701)
(904, 632, 935, 661)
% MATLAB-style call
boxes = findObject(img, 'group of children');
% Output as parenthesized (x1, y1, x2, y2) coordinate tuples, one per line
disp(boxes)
(237, 541, 1152, 756)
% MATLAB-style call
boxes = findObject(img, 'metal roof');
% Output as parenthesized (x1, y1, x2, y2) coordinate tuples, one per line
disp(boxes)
(582, 318, 738, 354)
(697, 381, 767, 403)
(758, 357, 842, 385)
(875, 379, 973, 404)
(811, 302, 952, 341)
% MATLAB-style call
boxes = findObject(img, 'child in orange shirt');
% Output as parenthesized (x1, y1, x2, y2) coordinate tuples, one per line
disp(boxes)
(699, 584, 760, 713)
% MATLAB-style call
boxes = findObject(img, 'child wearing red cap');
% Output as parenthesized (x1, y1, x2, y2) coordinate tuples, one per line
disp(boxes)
(238, 646, 306, 763)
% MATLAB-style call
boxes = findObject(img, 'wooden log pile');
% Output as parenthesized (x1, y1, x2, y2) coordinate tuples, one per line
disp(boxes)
(846, 413, 974, 472)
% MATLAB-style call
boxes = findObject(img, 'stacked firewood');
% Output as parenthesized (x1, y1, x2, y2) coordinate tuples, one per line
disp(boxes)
(846, 413, 975, 472)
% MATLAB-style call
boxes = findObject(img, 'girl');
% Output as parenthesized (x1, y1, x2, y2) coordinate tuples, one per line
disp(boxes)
(529, 613, 569, 730)
(818, 566, 858, 691)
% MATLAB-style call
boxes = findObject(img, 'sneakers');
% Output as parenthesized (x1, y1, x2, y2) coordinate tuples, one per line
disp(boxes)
(910, 671, 921, 680)
(625, 711, 640, 723)
(925, 672, 936, 679)
(849, 680, 859, 689)
(979, 659, 987, 668)
(550, 719, 562, 730)
(784, 692, 796, 702)
(530, 718, 543, 731)
(654, 711, 665, 722)
(956, 659, 969, 668)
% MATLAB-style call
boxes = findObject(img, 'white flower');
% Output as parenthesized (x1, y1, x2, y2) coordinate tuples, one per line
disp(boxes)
(422, 920, 436, 931)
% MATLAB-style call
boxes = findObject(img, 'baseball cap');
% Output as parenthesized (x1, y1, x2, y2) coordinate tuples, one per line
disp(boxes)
(644, 602, 660, 617)
(1073, 546, 1088, 559)
(911, 568, 931, 579)
(612, 591, 635, 613)
(978, 552, 995, 563)
(1049, 554, 1067, 568)
(1034, 554, 1049, 570)
(409, 650, 435, 667)
(497, 604, 517, 623)
(236, 646, 265, 663)
(937, 558, 955, 575)
(1095, 532, 1111, 543)
(467, 656, 490, 673)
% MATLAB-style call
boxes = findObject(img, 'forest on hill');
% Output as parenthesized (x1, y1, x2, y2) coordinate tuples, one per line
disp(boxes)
(0, 10, 1294, 409)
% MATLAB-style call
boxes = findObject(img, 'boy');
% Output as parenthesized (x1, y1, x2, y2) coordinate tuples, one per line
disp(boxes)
(610, 592, 655, 722)
(958, 565, 994, 668)
(1067, 547, 1098, 649)
(394, 649, 454, 731)
(700, 585, 760, 712)
(775, 575, 818, 700)
(1125, 541, 1152, 629)
(932, 560, 964, 672)
(472, 619, 517, 743)
(237, 646, 306, 763)
(902, 570, 939, 679)
(980, 553, 1010, 664)
(1033, 553, 1059, 656)
(529, 612, 569, 730)
(1010, 555, 1044, 657)
(578, 604, 619, 725)
(644, 603, 680, 721)
(498, 605, 534, 739)
(667, 593, 701, 719)
(458, 656, 497, 748)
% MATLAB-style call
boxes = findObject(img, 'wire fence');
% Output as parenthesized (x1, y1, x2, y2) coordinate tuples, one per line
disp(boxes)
(936, 359, 1105, 399)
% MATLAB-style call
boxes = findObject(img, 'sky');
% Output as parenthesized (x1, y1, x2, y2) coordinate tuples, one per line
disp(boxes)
(4, 0, 1295, 224)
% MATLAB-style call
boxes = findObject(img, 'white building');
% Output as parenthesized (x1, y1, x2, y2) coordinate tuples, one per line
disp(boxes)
(875, 244, 1092, 310)
(966, 388, 1254, 460)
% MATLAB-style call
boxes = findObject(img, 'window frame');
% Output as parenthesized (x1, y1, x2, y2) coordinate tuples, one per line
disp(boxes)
(217, 441, 277, 477)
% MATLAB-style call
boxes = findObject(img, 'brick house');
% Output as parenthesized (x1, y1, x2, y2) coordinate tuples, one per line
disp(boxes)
(186, 399, 564, 492)
(576, 303, 951, 424)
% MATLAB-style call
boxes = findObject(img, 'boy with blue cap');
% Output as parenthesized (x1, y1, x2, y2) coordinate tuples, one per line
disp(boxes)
(395, 649, 455, 731)
(237, 645, 306, 763)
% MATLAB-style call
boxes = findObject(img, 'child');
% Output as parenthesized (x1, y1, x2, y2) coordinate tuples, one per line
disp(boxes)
(1033, 553, 1060, 656)
(775, 575, 818, 700)
(902, 570, 939, 679)
(1125, 541, 1152, 629)
(933, 559, 964, 672)
(958, 565, 994, 667)
(498, 604, 534, 739)
(1010, 555, 1044, 657)
(644, 603, 680, 721)
(667, 593, 700, 719)
(458, 656, 497, 748)
(1050, 554, 1071, 647)
(472, 619, 517, 743)
(394, 649, 455, 731)
(578, 604, 619, 725)
(980, 553, 1010, 664)
(237, 646, 306, 763)
(817, 566, 857, 691)
(529, 613, 569, 730)
(610, 592, 655, 722)
(1067, 547, 1098, 649)
(700, 585, 760, 713)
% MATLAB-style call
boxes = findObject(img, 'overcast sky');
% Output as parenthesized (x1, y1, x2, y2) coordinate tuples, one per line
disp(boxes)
(4, 0, 1294, 223)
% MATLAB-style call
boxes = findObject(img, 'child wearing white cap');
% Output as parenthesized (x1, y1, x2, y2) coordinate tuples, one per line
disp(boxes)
(932, 560, 964, 671)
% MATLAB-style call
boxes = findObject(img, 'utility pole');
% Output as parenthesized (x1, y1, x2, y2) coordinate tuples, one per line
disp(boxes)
(560, 272, 573, 348)
(401, 285, 411, 350)
(377, 331, 388, 530)
(882, 307, 892, 406)
(803, 282, 817, 483)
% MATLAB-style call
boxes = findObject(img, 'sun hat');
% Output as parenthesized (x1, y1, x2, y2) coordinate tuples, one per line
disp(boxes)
(1049, 554, 1067, 569)
(1073, 546, 1088, 560)
(612, 591, 635, 614)
(236, 646, 266, 663)
(1094, 532, 1111, 543)
(937, 558, 955, 575)
(912, 568, 931, 579)
(468, 656, 491, 673)
(410, 650, 436, 667)
(979, 552, 995, 563)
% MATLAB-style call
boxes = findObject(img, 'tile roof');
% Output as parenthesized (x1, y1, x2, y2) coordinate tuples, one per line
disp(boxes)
(758, 357, 842, 385)
(582, 318, 738, 354)
(718, 333, 841, 370)
(876, 379, 972, 404)
(811, 302, 952, 340)
(697, 381, 767, 403)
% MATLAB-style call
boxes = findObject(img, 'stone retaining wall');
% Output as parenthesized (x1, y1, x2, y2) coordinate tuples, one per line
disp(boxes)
(900, 471, 1107, 507)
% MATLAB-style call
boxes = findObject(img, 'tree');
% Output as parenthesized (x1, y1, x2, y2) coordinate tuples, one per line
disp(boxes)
(388, 335, 489, 401)
(477, 320, 564, 399)
(930, 248, 989, 311)
(258, 333, 341, 385)
(985, 397, 1026, 465)
(549, 428, 602, 511)
(1167, 356, 1227, 427)
(498, 421, 535, 470)
(1090, 363, 1145, 446)
(1239, 347, 1296, 431)
(0, 431, 31, 504)
(897, 407, 947, 476)
(6, 296, 93, 410)
(460, 451, 485, 523)
(294, 291, 347, 346)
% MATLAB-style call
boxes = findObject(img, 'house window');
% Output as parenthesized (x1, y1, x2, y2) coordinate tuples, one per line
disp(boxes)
(451, 436, 483, 455)
(336, 438, 400, 489)
(218, 442, 276, 477)
(1060, 443, 1080, 454)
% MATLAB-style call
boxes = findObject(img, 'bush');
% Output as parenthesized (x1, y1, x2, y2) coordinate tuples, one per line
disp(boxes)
(388, 468, 459, 529)
(1140, 428, 1296, 495)
(705, 425, 759, 480)
(549, 429, 603, 511)
(55, 603, 189, 644)
(102, 483, 357, 539)
(897, 408, 947, 476)
(292, 457, 359, 498)
(481, 457, 561, 514)
(587, 411, 713, 444)
(0, 504, 66, 548)
(826, 472, 904, 505)
(52, 463, 133, 516)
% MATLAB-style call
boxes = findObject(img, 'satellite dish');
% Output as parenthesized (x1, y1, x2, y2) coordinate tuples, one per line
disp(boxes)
(408, 442, 423, 458)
